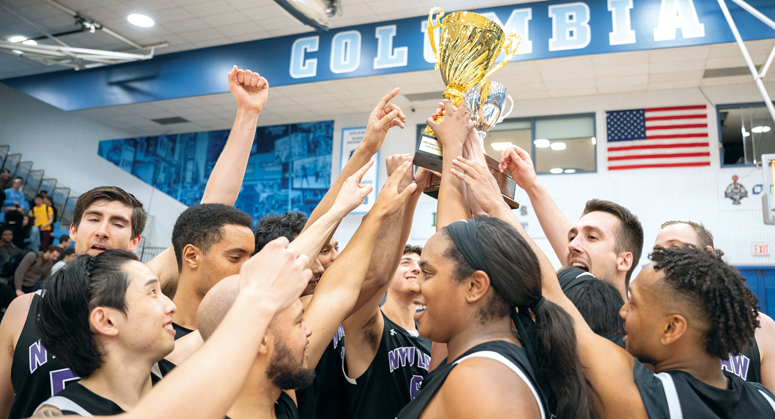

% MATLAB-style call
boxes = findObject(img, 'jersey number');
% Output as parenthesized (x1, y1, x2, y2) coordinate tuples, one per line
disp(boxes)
(409, 375, 424, 400)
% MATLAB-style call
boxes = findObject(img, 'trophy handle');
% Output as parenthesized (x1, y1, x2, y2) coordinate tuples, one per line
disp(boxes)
(499, 95, 514, 123)
(484, 33, 521, 79)
(427, 8, 444, 71)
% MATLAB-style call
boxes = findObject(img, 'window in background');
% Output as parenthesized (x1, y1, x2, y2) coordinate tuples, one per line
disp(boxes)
(415, 113, 596, 174)
(718, 103, 775, 166)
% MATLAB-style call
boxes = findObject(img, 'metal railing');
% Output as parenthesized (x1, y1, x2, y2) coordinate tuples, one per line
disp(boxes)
(4, 154, 20, 177)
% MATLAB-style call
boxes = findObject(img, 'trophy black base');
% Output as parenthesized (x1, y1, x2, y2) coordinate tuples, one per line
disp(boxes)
(413, 134, 519, 209)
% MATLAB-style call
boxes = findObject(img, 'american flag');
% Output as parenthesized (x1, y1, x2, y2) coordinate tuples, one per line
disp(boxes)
(606, 105, 710, 170)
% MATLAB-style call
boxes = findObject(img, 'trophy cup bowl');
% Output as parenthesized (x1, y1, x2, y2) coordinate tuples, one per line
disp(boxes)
(464, 80, 514, 141)
(413, 7, 520, 174)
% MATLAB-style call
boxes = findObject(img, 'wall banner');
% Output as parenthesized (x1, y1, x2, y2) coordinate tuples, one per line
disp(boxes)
(340, 127, 378, 214)
(3, 0, 775, 110)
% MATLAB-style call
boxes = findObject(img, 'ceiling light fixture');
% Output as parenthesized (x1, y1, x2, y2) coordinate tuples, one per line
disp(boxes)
(591, 136, 596, 145)
(752, 126, 771, 133)
(490, 142, 514, 151)
(550, 142, 567, 151)
(564, 169, 576, 174)
(534, 139, 550, 148)
(274, 0, 340, 31)
(127, 14, 154, 28)
(8, 36, 27, 43)
(21, 39, 37, 45)
(550, 168, 564, 174)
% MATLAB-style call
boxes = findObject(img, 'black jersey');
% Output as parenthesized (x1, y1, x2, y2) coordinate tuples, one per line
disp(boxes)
(297, 324, 348, 419)
(634, 359, 775, 418)
(9, 292, 80, 419)
(721, 340, 762, 384)
(396, 340, 549, 419)
(225, 391, 299, 419)
(172, 322, 194, 340)
(38, 382, 124, 416)
(344, 311, 431, 419)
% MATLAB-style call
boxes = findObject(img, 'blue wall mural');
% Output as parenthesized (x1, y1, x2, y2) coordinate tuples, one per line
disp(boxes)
(98, 121, 333, 223)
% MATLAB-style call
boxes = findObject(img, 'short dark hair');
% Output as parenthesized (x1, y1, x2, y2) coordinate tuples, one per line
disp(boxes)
(37, 250, 138, 377)
(403, 244, 423, 256)
(73, 186, 147, 238)
(59, 235, 71, 243)
(253, 212, 307, 254)
(582, 199, 644, 288)
(650, 245, 759, 359)
(172, 204, 254, 271)
(34, 194, 43, 200)
(565, 278, 625, 344)
(39, 189, 48, 195)
(46, 245, 63, 255)
(57, 248, 76, 261)
(660, 220, 714, 249)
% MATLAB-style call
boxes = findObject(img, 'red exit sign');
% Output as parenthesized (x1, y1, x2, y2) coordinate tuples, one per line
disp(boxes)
(753, 243, 770, 256)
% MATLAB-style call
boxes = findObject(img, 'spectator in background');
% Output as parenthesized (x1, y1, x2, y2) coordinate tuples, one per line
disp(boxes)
(0, 228, 20, 268)
(2, 211, 26, 250)
(0, 169, 12, 190)
(58, 235, 72, 249)
(49, 248, 75, 277)
(3, 177, 26, 214)
(13, 245, 61, 296)
(42, 195, 57, 223)
(28, 194, 53, 252)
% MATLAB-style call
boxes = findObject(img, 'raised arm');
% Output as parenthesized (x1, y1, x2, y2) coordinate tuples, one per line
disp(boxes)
(290, 161, 376, 268)
(150, 66, 268, 295)
(451, 156, 644, 418)
(426, 100, 472, 231)
(302, 89, 406, 234)
(305, 162, 416, 369)
(499, 146, 572, 262)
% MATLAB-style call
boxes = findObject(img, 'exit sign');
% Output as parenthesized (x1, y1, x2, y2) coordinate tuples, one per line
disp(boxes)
(753, 243, 770, 256)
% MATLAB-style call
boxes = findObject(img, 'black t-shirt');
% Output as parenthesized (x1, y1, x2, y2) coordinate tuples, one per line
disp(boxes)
(9, 292, 79, 419)
(297, 324, 348, 419)
(722, 340, 762, 384)
(633, 359, 775, 418)
(344, 311, 431, 419)
(396, 340, 549, 419)
(225, 391, 299, 419)
(172, 322, 194, 340)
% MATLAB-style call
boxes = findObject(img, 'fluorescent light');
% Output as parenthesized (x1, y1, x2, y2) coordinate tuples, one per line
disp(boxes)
(591, 136, 596, 145)
(752, 126, 771, 133)
(550, 168, 563, 174)
(11, 49, 22, 55)
(21, 39, 37, 45)
(743, 131, 750, 137)
(8, 36, 27, 43)
(534, 139, 550, 148)
(127, 14, 154, 27)
(564, 169, 576, 174)
(490, 142, 513, 151)
(550, 142, 567, 151)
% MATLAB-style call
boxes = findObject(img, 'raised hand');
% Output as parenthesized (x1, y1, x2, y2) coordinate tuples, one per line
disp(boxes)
(331, 160, 375, 215)
(228, 65, 269, 114)
(372, 161, 417, 217)
(362, 88, 407, 155)
(499, 145, 538, 190)
(426, 100, 471, 150)
(385, 154, 415, 193)
(450, 156, 508, 215)
(413, 167, 432, 195)
(239, 237, 311, 311)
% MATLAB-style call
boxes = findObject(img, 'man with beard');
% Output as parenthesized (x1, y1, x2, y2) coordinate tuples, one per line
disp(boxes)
(197, 159, 417, 419)
(499, 146, 643, 300)
(655, 220, 775, 391)
(0, 65, 269, 419)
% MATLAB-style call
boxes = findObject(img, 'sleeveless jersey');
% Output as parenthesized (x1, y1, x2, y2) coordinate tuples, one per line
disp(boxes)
(38, 382, 124, 416)
(172, 322, 193, 340)
(225, 391, 299, 419)
(297, 324, 348, 419)
(9, 292, 79, 419)
(344, 311, 431, 419)
(721, 340, 762, 384)
(633, 359, 775, 418)
(396, 340, 549, 419)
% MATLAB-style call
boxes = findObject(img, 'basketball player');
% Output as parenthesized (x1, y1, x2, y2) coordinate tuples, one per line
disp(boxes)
(0, 65, 268, 419)
(450, 156, 775, 418)
(31, 237, 312, 418)
(195, 159, 418, 419)
(170, 204, 255, 339)
(655, 220, 775, 390)
(499, 145, 643, 299)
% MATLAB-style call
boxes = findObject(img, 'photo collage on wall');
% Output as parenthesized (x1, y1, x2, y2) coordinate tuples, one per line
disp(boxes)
(98, 120, 334, 224)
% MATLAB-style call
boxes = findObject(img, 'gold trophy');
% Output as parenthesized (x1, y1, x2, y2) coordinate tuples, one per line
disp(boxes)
(415, 7, 521, 208)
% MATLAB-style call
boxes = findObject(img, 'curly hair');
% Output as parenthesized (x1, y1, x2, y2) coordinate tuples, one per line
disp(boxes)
(403, 244, 423, 256)
(650, 245, 759, 359)
(254, 211, 307, 254)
